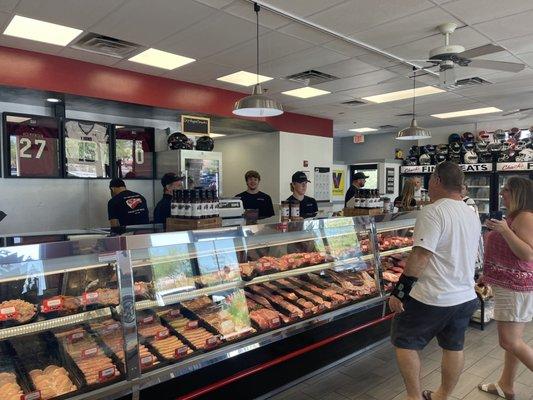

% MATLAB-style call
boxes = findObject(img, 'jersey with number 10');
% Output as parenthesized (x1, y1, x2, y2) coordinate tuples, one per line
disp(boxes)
(6, 116, 61, 177)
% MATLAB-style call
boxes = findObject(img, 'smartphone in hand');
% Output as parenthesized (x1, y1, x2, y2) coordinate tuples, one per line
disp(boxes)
(489, 211, 503, 221)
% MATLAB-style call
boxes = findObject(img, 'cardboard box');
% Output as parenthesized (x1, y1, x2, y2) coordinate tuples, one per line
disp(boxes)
(166, 217, 222, 232)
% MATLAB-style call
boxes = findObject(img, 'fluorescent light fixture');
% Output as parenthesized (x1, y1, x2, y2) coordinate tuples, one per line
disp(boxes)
(129, 48, 195, 70)
(6, 116, 31, 123)
(431, 107, 502, 119)
(46, 98, 61, 103)
(282, 87, 330, 99)
(3, 15, 82, 46)
(349, 127, 377, 133)
(217, 71, 273, 87)
(209, 133, 226, 138)
(363, 86, 445, 103)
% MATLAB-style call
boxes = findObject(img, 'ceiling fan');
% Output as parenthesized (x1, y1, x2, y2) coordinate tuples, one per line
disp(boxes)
(412, 23, 525, 86)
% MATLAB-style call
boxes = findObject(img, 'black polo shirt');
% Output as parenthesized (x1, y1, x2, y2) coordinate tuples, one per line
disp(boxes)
(286, 195, 318, 218)
(154, 194, 172, 224)
(235, 191, 275, 219)
(108, 190, 149, 226)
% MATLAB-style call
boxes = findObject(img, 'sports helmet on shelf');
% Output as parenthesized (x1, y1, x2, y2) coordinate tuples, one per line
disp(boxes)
(487, 141, 502, 153)
(435, 154, 447, 163)
(168, 132, 193, 150)
(436, 144, 449, 154)
(477, 130, 490, 142)
(494, 129, 506, 142)
(195, 135, 214, 151)
(464, 150, 478, 164)
(406, 156, 418, 166)
(409, 145, 420, 157)
(448, 133, 462, 144)
(425, 144, 436, 154)
(500, 142, 511, 153)
(475, 141, 489, 153)
(449, 153, 461, 163)
(516, 148, 533, 162)
(464, 142, 475, 151)
(498, 153, 510, 162)
(462, 132, 475, 142)
(508, 127, 521, 138)
(419, 154, 431, 165)
(515, 140, 527, 151)
(449, 142, 462, 153)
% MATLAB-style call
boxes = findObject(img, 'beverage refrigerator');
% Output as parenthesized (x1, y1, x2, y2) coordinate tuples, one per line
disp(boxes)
(461, 163, 494, 217)
(494, 161, 533, 214)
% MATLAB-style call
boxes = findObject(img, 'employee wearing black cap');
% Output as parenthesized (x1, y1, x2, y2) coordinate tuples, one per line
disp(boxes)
(108, 178, 149, 229)
(235, 170, 275, 220)
(344, 171, 369, 206)
(287, 171, 318, 218)
(154, 173, 184, 224)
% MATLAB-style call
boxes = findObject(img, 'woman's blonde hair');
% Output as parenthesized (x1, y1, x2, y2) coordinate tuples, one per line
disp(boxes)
(400, 178, 417, 210)
(506, 176, 533, 218)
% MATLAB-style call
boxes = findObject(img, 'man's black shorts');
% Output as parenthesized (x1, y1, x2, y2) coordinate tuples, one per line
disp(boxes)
(391, 297, 479, 351)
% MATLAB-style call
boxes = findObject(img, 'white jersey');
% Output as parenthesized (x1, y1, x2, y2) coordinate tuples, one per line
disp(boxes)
(64, 121, 109, 178)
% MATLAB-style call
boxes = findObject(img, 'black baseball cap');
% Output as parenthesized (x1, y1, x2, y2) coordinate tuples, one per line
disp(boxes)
(109, 178, 125, 188)
(161, 172, 183, 187)
(291, 171, 310, 183)
(353, 172, 369, 180)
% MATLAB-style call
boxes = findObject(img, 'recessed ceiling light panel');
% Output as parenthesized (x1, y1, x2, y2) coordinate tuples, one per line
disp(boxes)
(431, 107, 502, 119)
(349, 127, 377, 132)
(217, 71, 273, 87)
(128, 48, 195, 70)
(363, 86, 445, 103)
(3, 15, 82, 46)
(46, 98, 61, 103)
(282, 87, 331, 99)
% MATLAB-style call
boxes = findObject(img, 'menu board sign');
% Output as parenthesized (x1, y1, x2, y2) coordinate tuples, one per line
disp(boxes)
(181, 115, 210, 135)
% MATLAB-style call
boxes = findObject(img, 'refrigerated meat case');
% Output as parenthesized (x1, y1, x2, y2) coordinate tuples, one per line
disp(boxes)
(0, 213, 416, 400)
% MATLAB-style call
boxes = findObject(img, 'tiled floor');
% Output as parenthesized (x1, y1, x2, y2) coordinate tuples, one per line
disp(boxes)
(264, 322, 533, 400)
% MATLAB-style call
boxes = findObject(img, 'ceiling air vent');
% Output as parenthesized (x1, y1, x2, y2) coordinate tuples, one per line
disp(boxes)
(454, 77, 491, 87)
(341, 99, 367, 106)
(71, 33, 142, 58)
(285, 70, 339, 85)
(379, 125, 398, 129)
(396, 113, 415, 117)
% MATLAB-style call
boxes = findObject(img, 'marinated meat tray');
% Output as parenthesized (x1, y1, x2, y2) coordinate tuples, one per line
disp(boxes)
(239, 252, 328, 280)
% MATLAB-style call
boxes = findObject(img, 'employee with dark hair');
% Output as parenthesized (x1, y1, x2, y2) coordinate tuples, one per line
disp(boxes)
(236, 170, 275, 219)
(154, 173, 184, 224)
(345, 171, 369, 206)
(108, 178, 149, 229)
(287, 171, 318, 218)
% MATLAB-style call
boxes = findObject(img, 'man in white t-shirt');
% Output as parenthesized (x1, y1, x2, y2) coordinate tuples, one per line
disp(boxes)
(389, 161, 481, 400)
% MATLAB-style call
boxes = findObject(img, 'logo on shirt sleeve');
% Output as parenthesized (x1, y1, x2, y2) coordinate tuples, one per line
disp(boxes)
(126, 198, 142, 209)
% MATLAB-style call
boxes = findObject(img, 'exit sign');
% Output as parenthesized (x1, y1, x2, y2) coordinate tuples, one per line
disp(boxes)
(353, 134, 365, 144)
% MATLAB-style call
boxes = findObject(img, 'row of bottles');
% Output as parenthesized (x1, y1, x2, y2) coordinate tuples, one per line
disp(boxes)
(351, 189, 383, 209)
(170, 189, 220, 219)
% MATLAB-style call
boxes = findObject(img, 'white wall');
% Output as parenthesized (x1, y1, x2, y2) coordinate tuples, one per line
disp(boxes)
(279, 132, 333, 202)
(337, 132, 412, 165)
(215, 132, 280, 202)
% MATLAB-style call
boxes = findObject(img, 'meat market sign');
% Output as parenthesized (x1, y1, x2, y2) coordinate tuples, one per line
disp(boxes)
(496, 162, 533, 171)
(400, 163, 492, 174)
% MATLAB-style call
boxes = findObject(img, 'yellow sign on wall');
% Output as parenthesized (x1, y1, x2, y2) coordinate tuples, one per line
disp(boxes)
(332, 169, 345, 196)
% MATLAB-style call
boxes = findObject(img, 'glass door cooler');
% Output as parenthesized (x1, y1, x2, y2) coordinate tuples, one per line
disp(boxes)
(495, 161, 533, 214)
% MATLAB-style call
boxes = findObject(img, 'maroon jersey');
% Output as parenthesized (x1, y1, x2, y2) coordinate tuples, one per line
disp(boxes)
(6, 116, 61, 177)
(115, 127, 154, 179)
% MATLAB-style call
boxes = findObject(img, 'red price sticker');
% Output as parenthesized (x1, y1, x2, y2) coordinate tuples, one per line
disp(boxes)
(186, 320, 198, 330)
(41, 298, 63, 313)
(140, 355, 154, 367)
(289, 313, 298, 320)
(140, 315, 154, 325)
(67, 331, 84, 343)
(175, 346, 188, 358)
(81, 347, 98, 359)
(0, 306, 19, 321)
(205, 336, 219, 348)
(98, 367, 116, 382)
(21, 391, 41, 400)
(82, 292, 99, 305)
(303, 308, 312, 316)
(270, 317, 280, 327)
(155, 329, 169, 340)
(317, 304, 326, 311)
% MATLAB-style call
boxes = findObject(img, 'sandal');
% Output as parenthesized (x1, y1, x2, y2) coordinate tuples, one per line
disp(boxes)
(422, 390, 433, 400)
(478, 383, 515, 400)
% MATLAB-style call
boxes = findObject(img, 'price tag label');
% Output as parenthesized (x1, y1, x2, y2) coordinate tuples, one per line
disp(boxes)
(21, 391, 41, 400)
(169, 309, 181, 318)
(101, 322, 120, 336)
(270, 317, 280, 328)
(98, 367, 116, 382)
(67, 331, 84, 343)
(140, 355, 154, 367)
(175, 346, 189, 358)
(155, 329, 170, 340)
(0, 306, 19, 321)
(186, 320, 198, 330)
(81, 347, 98, 359)
(140, 315, 154, 325)
(317, 304, 326, 311)
(82, 292, 99, 305)
(205, 336, 219, 348)
(41, 298, 63, 313)
(289, 313, 298, 320)
(303, 308, 312, 316)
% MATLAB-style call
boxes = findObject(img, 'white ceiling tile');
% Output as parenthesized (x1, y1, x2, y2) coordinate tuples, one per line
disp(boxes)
(59, 47, 121, 66)
(157, 13, 265, 60)
(0, 35, 64, 55)
(204, 31, 314, 68)
(351, 8, 462, 49)
(278, 22, 334, 45)
(15, 0, 126, 28)
(322, 39, 371, 58)
(258, 0, 347, 17)
(223, 2, 288, 29)
(319, 58, 380, 78)
(259, 46, 349, 79)
(0, 10, 12, 31)
(282, 93, 358, 109)
(499, 34, 533, 55)
(314, 69, 398, 92)
(113, 59, 171, 77)
(193, 0, 233, 8)
(309, 0, 434, 36)
(441, 0, 533, 25)
(90, 0, 216, 46)
(163, 61, 235, 84)
(474, 9, 533, 41)
(0, 0, 19, 13)
(515, 52, 533, 68)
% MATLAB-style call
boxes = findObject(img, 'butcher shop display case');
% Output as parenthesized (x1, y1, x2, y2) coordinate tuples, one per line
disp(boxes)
(0, 213, 417, 400)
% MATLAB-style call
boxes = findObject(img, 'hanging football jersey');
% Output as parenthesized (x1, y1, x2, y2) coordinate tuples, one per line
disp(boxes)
(115, 127, 154, 178)
(64, 120, 109, 178)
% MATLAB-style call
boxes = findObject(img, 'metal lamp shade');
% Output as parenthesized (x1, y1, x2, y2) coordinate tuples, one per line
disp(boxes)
(396, 118, 431, 140)
(233, 84, 283, 117)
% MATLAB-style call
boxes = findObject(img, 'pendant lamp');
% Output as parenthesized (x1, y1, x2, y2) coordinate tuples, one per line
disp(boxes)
(396, 67, 431, 140)
(233, 3, 283, 117)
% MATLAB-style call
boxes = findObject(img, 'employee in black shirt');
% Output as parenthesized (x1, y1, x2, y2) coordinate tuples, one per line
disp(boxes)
(287, 171, 318, 218)
(344, 171, 369, 206)
(154, 173, 184, 224)
(235, 170, 275, 219)
(108, 178, 149, 230)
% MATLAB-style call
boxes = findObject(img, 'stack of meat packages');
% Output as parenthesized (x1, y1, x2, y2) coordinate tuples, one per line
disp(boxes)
(239, 252, 326, 279)
(380, 253, 408, 291)
(136, 314, 192, 360)
(89, 319, 158, 369)
(54, 327, 120, 385)
(0, 299, 37, 325)
(376, 234, 413, 252)
(0, 350, 24, 400)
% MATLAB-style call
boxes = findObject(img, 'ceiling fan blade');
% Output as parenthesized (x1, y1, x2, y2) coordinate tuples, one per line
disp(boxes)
(459, 43, 505, 59)
(502, 109, 522, 116)
(468, 59, 525, 72)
